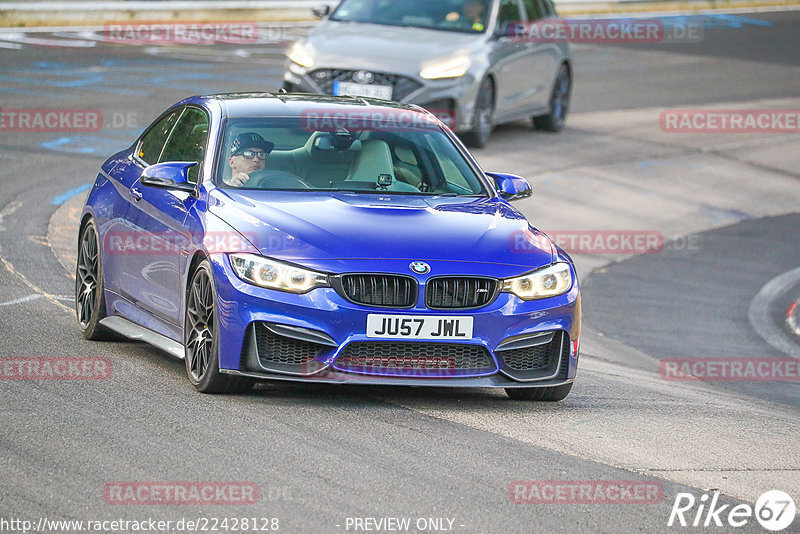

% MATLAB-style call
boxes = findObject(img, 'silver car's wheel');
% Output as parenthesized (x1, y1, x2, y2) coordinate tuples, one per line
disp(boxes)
(462, 78, 495, 148)
(534, 64, 571, 132)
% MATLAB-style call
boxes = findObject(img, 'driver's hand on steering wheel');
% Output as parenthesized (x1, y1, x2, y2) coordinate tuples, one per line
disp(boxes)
(229, 172, 250, 187)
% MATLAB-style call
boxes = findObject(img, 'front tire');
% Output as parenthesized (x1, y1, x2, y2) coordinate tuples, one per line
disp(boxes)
(533, 63, 571, 132)
(76, 219, 112, 340)
(461, 77, 495, 148)
(184, 260, 253, 394)
(505, 383, 572, 401)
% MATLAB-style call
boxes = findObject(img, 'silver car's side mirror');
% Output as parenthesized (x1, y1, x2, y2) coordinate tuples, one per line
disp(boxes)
(312, 5, 331, 19)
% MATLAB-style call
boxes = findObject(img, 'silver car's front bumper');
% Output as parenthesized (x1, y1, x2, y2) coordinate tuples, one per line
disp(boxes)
(284, 62, 482, 132)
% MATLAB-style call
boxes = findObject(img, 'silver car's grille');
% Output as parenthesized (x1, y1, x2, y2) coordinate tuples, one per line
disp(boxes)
(309, 69, 423, 101)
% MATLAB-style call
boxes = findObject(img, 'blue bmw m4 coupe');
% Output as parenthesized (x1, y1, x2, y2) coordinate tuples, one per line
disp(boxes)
(76, 93, 581, 400)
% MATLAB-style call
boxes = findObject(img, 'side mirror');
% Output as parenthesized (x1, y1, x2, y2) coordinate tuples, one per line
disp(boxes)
(140, 162, 198, 194)
(487, 172, 532, 201)
(312, 5, 331, 19)
(493, 21, 517, 40)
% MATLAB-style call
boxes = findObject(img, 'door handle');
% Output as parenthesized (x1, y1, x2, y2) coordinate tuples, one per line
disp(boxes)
(130, 187, 143, 202)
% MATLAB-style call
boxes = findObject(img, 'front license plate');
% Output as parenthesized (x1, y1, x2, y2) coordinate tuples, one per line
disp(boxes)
(333, 81, 393, 100)
(366, 314, 474, 340)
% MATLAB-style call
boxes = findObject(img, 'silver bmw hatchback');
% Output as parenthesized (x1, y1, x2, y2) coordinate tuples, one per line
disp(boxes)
(283, 0, 572, 147)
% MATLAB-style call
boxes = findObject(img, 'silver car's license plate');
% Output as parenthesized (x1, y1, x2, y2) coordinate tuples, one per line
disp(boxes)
(334, 81, 393, 100)
(366, 314, 473, 340)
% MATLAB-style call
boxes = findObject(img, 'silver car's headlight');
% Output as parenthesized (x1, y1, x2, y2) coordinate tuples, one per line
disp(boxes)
(229, 253, 328, 294)
(420, 56, 471, 79)
(501, 263, 572, 300)
(288, 42, 315, 68)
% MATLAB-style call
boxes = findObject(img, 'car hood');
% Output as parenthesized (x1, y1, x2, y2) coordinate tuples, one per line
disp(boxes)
(208, 190, 555, 274)
(304, 21, 482, 76)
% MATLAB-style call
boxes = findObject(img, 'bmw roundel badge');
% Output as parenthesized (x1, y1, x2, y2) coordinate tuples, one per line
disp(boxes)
(410, 261, 431, 275)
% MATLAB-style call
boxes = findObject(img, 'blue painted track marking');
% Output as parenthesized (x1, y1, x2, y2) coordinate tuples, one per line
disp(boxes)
(52, 184, 91, 205)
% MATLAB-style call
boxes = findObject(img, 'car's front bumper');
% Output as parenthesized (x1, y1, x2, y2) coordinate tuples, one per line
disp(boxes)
(283, 61, 482, 132)
(211, 254, 581, 388)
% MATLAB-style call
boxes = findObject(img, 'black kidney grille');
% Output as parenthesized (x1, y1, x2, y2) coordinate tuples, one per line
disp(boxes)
(254, 322, 325, 365)
(339, 274, 416, 307)
(426, 277, 498, 309)
(335, 342, 496, 376)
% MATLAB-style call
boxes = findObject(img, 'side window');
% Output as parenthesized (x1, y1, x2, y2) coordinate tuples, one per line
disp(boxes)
(159, 107, 209, 183)
(522, 0, 545, 20)
(137, 110, 181, 165)
(497, 0, 523, 32)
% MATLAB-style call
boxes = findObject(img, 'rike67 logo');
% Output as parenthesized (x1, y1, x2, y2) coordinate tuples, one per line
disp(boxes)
(668, 490, 795, 531)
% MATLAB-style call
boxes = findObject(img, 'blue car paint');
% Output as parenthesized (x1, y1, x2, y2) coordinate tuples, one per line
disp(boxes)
(81, 94, 581, 386)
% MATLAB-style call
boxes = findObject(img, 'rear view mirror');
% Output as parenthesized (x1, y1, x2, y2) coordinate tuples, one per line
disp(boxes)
(487, 172, 532, 201)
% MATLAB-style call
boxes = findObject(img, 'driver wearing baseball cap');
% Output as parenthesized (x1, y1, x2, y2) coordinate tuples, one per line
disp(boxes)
(224, 132, 275, 187)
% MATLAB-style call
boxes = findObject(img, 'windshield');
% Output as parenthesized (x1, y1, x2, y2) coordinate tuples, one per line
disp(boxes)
(217, 114, 488, 196)
(331, 0, 492, 34)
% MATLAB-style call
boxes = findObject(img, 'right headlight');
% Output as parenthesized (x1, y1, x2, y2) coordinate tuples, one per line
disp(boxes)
(501, 263, 572, 301)
(288, 42, 315, 68)
(229, 253, 328, 294)
(420, 56, 471, 79)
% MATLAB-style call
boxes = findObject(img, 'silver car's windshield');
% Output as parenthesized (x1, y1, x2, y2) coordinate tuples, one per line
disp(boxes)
(331, 0, 492, 34)
(217, 116, 488, 196)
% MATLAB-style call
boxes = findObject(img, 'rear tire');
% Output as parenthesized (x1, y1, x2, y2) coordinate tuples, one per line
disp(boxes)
(533, 63, 571, 132)
(505, 383, 572, 401)
(461, 77, 495, 148)
(184, 260, 254, 394)
(76, 219, 112, 340)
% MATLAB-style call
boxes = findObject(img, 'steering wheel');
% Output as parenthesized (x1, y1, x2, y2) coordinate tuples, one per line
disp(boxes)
(248, 170, 311, 190)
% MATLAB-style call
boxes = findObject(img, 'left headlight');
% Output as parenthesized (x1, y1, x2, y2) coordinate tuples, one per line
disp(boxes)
(501, 263, 572, 301)
(420, 56, 471, 79)
(288, 42, 315, 68)
(229, 253, 328, 294)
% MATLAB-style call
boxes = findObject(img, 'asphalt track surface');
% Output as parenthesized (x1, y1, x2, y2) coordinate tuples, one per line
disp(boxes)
(1, 10, 799, 534)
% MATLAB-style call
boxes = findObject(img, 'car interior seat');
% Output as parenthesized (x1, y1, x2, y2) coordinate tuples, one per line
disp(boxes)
(392, 144, 425, 190)
(346, 140, 419, 192)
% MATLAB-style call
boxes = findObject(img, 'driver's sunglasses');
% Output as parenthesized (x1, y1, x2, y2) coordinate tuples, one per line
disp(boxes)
(238, 149, 268, 160)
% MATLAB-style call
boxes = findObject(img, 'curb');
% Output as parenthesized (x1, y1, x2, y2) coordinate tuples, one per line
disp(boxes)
(47, 191, 86, 278)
